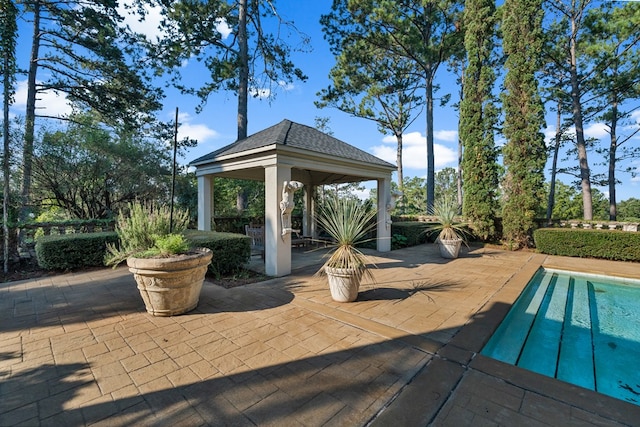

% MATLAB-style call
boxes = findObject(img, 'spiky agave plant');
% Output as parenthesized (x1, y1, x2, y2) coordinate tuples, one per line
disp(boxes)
(315, 196, 378, 282)
(427, 197, 472, 243)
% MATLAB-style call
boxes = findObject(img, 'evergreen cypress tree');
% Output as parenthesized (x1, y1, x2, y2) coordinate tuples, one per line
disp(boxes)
(1, 0, 17, 273)
(501, 0, 547, 248)
(460, 0, 499, 240)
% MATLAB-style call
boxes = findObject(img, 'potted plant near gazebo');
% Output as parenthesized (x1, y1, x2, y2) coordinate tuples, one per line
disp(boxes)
(426, 197, 471, 259)
(105, 202, 212, 316)
(315, 196, 378, 302)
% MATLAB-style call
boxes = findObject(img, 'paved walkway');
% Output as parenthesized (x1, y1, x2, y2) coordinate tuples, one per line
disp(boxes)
(1, 244, 639, 426)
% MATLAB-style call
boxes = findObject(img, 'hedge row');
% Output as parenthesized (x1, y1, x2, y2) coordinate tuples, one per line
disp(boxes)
(533, 228, 640, 262)
(35, 232, 119, 270)
(35, 230, 252, 274)
(390, 221, 434, 248)
(183, 230, 251, 277)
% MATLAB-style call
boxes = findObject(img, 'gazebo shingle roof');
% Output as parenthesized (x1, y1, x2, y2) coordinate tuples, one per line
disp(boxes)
(190, 119, 394, 168)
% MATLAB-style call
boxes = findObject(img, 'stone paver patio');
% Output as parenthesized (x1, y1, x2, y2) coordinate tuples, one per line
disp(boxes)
(1, 244, 639, 426)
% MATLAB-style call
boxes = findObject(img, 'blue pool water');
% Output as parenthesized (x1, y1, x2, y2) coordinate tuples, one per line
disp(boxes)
(482, 268, 640, 406)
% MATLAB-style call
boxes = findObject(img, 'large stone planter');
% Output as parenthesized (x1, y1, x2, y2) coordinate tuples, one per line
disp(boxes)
(325, 266, 362, 303)
(127, 248, 213, 316)
(438, 238, 462, 259)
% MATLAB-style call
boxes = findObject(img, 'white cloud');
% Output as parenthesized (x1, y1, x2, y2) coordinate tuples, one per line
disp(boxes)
(249, 88, 271, 99)
(118, 3, 164, 40)
(373, 131, 457, 169)
(584, 122, 609, 139)
(176, 112, 219, 143)
(13, 80, 73, 118)
(215, 19, 232, 39)
(433, 129, 458, 142)
(543, 125, 558, 146)
(179, 122, 219, 143)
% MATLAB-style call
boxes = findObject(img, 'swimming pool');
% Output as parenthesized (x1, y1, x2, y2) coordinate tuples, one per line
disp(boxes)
(482, 268, 640, 406)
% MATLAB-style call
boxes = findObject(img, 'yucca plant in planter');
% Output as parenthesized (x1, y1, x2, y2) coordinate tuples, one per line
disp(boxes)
(105, 202, 212, 316)
(426, 197, 471, 259)
(315, 196, 378, 302)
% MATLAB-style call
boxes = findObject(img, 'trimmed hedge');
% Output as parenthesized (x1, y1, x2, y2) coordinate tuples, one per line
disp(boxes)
(35, 232, 119, 270)
(35, 230, 252, 274)
(390, 221, 434, 247)
(533, 228, 640, 262)
(184, 230, 251, 277)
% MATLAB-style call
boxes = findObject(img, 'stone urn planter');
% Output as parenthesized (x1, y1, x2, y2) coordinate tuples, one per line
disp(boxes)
(426, 197, 470, 260)
(127, 248, 213, 316)
(437, 238, 462, 259)
(315, 196, 378, 303)
(325, 266, 362, 303)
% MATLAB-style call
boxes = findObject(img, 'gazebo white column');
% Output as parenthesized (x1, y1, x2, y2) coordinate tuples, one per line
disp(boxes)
(197, 175, 213, 231)
(301, 183, 314, 238)
(377, 177, 392, 252)
(264, 164, 293, 276)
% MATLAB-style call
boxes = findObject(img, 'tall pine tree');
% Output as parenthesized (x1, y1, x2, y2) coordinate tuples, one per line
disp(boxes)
(321, 0, 463, 213)
(501, 0, 547, 248)
(460, 0, 499, 240)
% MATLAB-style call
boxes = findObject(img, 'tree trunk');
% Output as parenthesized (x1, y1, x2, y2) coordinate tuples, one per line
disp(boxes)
(3, 74, 9, 272)
(20, 0, 40, 222)
(237, 0, 248, 140)
(546, 105, 562, 224)
(608, 98, 618, 220)
(457, 73, 463, 213)
(425, 73, 435, 213)
(569, 12, 592, 220)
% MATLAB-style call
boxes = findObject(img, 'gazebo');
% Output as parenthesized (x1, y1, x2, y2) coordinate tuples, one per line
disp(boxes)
(190, 119, 397, 277)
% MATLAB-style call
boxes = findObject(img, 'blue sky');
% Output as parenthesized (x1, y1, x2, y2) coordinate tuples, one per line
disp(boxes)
(11, 0, 640, 202)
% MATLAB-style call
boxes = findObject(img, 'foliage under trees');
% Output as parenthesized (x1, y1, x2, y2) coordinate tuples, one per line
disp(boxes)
(545, 181, 608, 221)
(617, 198, 640, 221)
(31, 113, 174, 219)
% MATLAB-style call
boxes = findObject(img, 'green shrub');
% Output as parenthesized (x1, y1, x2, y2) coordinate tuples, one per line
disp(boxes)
(105, 202, 190, 266)
(36, 232, 119, 270)
(391, 222, 433, 246)
(391, 233, 408, 250)
(533, 228, 640, 262)
(184, 230, 251, 277)
(138, 234, 190, 258)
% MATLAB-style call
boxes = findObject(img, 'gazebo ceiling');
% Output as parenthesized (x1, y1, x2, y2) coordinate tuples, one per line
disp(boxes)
(204, 166, 375, 186)
(190, 119, 396, 185)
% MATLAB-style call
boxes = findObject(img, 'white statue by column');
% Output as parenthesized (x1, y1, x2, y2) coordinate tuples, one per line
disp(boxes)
(386, 190, 403, 229)
(280, 180, 304, 238)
